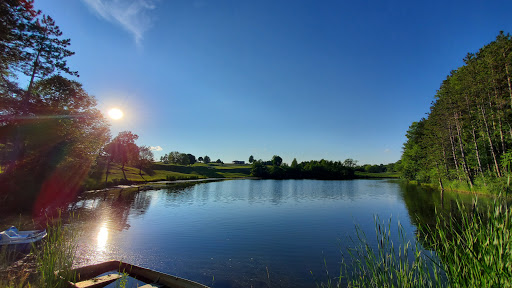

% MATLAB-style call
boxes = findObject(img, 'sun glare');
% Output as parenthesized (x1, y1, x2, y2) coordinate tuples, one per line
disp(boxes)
(108, 108, 123, 120)
(97, 224, 108, 252)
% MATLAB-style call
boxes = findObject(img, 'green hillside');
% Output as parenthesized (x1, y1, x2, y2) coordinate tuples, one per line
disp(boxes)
(84, 162, 252, 190)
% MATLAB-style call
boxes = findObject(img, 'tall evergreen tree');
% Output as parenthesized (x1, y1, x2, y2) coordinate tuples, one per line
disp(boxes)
(399, 32, 512, 190)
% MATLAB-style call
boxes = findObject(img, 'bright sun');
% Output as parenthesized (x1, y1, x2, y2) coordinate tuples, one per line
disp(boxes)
(108, 108, 123, 120)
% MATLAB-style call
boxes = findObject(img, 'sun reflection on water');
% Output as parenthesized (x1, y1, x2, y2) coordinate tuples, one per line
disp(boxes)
(97, 224, 108, 252)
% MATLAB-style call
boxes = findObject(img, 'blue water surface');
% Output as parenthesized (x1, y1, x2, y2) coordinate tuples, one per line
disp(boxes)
(72, 179, 433, 288)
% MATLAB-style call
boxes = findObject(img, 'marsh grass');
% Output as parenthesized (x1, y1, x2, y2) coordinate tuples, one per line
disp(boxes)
(0, 214, 79, 288)
(423, 198, 512, 287)
(317, 218, 442, 288)
(31, 212, 79, 288)
(318, 197, 511, 288)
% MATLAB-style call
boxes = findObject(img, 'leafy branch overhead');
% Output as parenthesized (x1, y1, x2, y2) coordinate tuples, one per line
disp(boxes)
(0, 1, 107, 212)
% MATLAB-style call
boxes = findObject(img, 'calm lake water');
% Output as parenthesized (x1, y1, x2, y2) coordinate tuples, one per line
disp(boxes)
(67, 179, 474, 287)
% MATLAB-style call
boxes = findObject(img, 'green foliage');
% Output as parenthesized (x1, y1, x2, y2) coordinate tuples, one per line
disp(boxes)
(104, 131, 139, 181)
(291, 158, 298, 168)
(0, 1, 77, 94)
(137, 145, 154, 176)
(424, 199, 512, 287)
(250, 160, 269, 177)
(0, 76, 110, 211)
(203, 155, 211, 164)
(399, 32, 512, 191)
(36, 214, 78, 287)
(0, 1, 115, 212)
(187, 153, 196, 165)
(0, 215, 79, 287)
(250, 158, 355, 180)
(271, 155, 283, 167)
(114, 272, 129, 288)
(355, 171, 400, 178)
(0, 0, 38, 81)
(167, 151, 194, 165)
(107, 131, 138, 164)
(269, 164, 286, 179)
(249, 155, 254, 163)
(343, 158, 358, 168)
(397, 120, 426, 181)
(342, 218, 441, 288)
(319, 197, 512, 288)
(298, 159, 354, 180)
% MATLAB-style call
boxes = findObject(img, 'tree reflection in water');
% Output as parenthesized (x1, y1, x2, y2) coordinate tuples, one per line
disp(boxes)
(399, 182, 510, 249)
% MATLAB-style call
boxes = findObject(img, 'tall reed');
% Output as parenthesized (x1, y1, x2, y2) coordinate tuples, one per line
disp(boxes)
(319, 197, 511, 287)
(34, 213, 78, 287)
(336, 218, 442, 288)
(424, 199, 512, 287)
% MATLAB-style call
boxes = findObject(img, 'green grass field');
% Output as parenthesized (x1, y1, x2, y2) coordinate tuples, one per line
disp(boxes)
(85, 162, 252, 189)
(153, 162, 252, 178)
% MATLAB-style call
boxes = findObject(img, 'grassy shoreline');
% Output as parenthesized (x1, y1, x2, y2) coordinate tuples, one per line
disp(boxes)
(84, 162, 252, 190)
(318, 196, 512, 287)
(85, 163, 401, 191)
(354, 171, 401, 179)
(3, 179, 509, 287)
(406, 180, 512, 198)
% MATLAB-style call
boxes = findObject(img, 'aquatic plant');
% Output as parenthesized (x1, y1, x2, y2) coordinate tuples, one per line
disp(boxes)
(35, 213, 78, 287)
(319, 197, 512, 287)
(424, 199, 512, 287)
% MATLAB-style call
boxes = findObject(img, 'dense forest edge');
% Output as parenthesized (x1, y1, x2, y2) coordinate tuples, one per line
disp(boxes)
(397, 31, 512, 195)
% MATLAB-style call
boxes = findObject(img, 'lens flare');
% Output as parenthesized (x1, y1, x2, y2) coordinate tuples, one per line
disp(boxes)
(108, 108, 123, 120)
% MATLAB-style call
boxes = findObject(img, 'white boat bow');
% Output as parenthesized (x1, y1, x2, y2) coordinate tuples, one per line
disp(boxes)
(0, 226, 47, 246)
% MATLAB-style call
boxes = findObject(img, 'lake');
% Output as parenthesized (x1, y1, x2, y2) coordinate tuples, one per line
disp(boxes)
(67, 179, 473, 287)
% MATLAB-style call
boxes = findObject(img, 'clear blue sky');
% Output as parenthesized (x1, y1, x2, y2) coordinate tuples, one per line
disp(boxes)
(35, 0, 512, 165)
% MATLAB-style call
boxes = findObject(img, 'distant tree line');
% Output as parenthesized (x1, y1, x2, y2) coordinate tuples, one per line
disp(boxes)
(160, 153, 222, 165)
(250, 155, 355, 180)
(355, 163, 397, 174)
(398, 32, 512, 191)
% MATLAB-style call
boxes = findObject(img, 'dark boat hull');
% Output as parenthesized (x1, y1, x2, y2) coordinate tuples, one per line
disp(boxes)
(65, 260, 210, 288)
